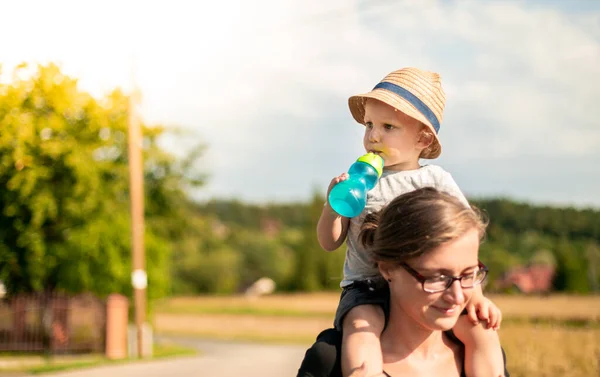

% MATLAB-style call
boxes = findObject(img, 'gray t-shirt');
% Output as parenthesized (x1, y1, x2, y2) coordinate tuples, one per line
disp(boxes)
(340, 164, 469, 287)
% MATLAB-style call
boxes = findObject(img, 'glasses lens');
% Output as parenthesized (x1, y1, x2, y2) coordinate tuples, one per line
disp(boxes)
(475, 269, 487, 284)
(462, 270, 487, 288)
(424, 276, 450, 293)
(460, 274, 476, 288)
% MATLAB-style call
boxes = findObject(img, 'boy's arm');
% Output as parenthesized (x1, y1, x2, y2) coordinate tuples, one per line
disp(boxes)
(317, 174, 351, 251)
(466, 286, 502, 329)
(454, 290, 506, 376)
(317, 202, 350, 251)
(458, 321, 505, 377)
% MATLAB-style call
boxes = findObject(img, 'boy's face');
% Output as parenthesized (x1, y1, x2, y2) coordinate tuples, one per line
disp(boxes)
(362, 99, 424, 171)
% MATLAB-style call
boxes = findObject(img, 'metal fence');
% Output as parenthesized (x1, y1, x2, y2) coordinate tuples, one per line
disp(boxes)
(0, 292, 106, 353)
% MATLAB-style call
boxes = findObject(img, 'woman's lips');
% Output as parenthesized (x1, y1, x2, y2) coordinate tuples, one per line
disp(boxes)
(432, 305, 458, 315)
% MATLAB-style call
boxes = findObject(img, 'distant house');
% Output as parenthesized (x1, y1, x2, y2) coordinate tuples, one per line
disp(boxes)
(496, 264, 556, 294)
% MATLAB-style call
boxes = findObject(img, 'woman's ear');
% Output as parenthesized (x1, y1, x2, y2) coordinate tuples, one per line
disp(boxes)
(378, 261, 394, 281)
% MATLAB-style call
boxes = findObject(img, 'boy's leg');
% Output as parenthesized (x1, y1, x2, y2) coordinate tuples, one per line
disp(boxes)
(341, 304, 385, 377)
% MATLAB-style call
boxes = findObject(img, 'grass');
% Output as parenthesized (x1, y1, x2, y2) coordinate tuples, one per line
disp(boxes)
(154, 293, 600, 377)
(154, 293, 600, 328)
(152, 342, 197, 358)
(499, 324, 600, 377)
(155, 304, 332, 318)
(154, 293, 338, 316)
(155, 293, 600, 318)
(3, 294, 597, 376)
(0, 342, 197, 375)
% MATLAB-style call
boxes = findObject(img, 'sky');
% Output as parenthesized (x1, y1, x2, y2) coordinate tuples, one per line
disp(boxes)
(1, 0, 599, 208)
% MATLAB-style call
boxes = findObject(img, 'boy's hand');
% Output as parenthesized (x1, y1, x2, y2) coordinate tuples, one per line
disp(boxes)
(452, 312, 483, 345)
(465, 296, 502, 330)
(453, 309, 505, 377)
(452, 309, 501, 346)
(327, 173, 349, 196)
(322, 173, 350, 218)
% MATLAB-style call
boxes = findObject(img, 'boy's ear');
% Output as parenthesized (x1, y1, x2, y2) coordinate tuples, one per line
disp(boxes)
(417, 129, 434, 149)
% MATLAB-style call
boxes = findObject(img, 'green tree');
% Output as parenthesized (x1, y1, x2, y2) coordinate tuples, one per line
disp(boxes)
(553, 238, 589, 293)
(584, 241, 600, 292)
(479, 243, 523, 292)
(289, 190, 346, 291)
(289, 192, 322, 291)
(0, 63, 203, 303)
(530, 249, 556, 267)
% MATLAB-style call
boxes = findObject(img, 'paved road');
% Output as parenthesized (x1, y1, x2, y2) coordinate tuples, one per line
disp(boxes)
(28, 337, 309, 377)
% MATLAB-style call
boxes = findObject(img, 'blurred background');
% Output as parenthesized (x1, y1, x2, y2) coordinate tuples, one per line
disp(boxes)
(0, 1, 599, 376)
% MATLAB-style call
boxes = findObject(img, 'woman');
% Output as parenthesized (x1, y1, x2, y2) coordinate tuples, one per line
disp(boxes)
(297, 187, 508, 377)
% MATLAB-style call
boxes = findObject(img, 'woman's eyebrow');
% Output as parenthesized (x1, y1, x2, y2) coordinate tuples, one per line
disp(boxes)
(419, 265, 479, 275)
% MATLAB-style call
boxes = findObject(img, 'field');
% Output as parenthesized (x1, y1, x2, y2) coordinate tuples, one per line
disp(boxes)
(154, 293, 600, 377)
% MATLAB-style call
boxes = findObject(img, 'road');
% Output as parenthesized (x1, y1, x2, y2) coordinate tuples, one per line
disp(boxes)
(26, 337, 309, 377)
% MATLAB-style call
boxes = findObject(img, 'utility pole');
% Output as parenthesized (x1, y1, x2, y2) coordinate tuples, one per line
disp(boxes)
(128, 65, 146, 358)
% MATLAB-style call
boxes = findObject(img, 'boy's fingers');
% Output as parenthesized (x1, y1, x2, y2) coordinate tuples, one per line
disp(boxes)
(493, 309, 502, 330)
(466, 305, 478, 324)
(477, 302, 490, 321)
(487, 308, 497, 329)
(333, 173, 347, 183)
(328, 174, 346, 191)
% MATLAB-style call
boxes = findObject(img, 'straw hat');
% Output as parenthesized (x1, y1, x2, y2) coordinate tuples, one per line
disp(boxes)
(348, 67, 446, 159)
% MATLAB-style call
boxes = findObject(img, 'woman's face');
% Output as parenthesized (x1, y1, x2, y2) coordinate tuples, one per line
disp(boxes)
(382, 227, 481, 331)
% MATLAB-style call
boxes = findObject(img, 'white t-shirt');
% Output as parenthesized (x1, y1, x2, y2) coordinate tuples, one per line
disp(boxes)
(340, 164, 469, 287)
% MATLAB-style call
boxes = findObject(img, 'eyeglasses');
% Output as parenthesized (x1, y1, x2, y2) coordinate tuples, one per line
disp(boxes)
(400, 261, 488, 293)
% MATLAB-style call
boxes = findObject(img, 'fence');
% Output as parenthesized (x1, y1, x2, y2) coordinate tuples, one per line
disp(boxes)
(0, 292, 106, 353)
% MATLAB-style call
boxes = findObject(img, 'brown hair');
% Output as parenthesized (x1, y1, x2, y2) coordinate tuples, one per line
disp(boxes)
(360, 187, 487, 264)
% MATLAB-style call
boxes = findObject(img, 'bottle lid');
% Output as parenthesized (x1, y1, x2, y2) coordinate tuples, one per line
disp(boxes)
(356, 152, 384, 177)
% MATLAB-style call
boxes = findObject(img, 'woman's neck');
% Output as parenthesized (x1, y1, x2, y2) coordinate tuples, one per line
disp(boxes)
(380, 307, 446, 361)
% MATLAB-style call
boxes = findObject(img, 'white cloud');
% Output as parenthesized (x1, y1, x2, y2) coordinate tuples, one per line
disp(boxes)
(1, 0, 599, 207)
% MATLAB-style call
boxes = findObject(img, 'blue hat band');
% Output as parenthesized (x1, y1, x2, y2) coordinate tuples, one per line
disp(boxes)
(373, 81, 440, 133)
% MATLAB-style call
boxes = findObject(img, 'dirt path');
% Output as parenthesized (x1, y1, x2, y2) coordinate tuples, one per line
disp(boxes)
(154, 313, 332, 341)
(23, 337, 310, 377)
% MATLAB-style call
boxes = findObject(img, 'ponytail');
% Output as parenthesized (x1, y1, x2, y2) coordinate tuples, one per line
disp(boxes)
(359, 211, 381, 248)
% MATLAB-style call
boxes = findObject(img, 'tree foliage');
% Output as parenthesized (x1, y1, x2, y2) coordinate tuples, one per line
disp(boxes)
(191, 196, 600, 294)
(0, 63, 202, 303)
(2, 63, 597, 298)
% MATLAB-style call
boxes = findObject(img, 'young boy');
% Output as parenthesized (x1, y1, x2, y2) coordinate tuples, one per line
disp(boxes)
(317, 67, 502, 377)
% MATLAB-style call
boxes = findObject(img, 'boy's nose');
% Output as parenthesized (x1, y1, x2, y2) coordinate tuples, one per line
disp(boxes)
(369, 129, 380, 142)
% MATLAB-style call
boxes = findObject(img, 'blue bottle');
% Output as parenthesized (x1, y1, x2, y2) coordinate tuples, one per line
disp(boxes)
(328, 152, 384, 218)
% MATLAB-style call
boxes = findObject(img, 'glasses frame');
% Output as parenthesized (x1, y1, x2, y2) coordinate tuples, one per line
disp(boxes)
(400, 261, 488, 293)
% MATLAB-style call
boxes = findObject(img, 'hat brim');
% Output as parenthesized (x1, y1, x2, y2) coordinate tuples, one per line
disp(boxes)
(349, 89, 441, 159)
